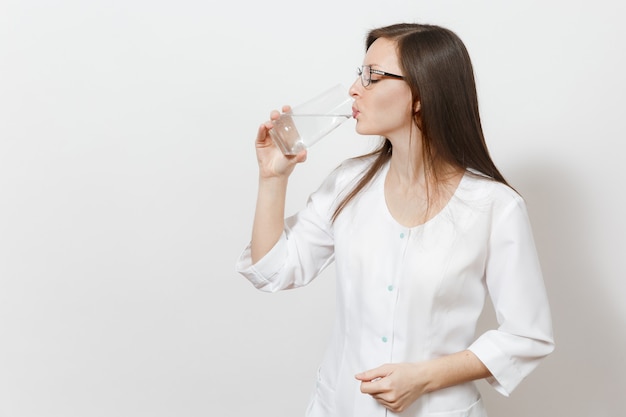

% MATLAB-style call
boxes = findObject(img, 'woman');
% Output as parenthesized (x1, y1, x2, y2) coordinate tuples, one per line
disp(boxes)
(236, 23, 554, 417)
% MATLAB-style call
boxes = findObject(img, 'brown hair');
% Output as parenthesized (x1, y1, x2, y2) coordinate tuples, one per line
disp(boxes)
(332, 23, 510, 222)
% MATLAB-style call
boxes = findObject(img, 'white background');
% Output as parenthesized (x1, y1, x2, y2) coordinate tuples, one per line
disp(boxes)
(1, 1, 624, 416)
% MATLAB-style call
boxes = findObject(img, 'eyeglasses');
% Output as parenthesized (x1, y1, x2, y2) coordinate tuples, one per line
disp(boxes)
(357, 65, 404, 87)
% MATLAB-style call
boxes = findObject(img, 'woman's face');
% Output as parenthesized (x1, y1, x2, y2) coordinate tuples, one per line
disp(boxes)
(349, 37, 415, 140)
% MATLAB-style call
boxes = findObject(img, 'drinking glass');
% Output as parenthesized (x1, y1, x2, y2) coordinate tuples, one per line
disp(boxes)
(269, 84, 353, 155)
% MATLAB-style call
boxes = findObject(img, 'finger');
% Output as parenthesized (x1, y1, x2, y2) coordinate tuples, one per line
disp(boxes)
(281, 104, 292, 113)
(374, 398, 402, 414)
(355, 366, 387, 382)
(255, 124, 268, 144)
(359, 376, 390, 395)
(294, 149, 307, 163)
(269, 109, 282, 121)
(372, 395, 393, 408)
(359, 380, 380, 395)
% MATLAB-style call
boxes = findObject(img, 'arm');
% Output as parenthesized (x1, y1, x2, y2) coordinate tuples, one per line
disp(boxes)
(237, 155, 344, 293)
(250, 108, 306, 264)
(467, 196, 554, 395)
(356, 351, 491, 413)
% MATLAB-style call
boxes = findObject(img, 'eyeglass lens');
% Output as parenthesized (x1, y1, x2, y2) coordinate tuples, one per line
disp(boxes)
(358, 66, 371, 87)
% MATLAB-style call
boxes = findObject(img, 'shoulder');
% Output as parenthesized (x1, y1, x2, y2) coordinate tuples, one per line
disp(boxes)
(318, 155, 377, 194)
(307, 155, 377, 218)
(334, 155, 376, 179)
(460, 170, 527, 215)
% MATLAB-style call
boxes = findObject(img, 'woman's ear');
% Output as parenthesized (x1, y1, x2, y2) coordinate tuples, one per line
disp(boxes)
(414, 100, 421, 113)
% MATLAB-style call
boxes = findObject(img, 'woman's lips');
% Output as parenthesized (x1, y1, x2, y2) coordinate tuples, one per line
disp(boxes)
(352, 107, 360, 119)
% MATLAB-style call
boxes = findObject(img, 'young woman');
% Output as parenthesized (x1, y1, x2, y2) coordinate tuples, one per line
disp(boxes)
(236, 23, 554, 417)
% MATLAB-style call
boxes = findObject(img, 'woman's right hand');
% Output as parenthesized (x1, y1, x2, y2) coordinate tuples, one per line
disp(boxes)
(251, 106, 306, 263)
(255, 106, 307, 180)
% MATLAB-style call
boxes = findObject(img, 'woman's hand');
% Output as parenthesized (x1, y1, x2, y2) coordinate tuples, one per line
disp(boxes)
(255, 105, 307, 180)
(250, 105, 307, 263)
(355, 352, 491, 413)
(355, 363, 429, 413)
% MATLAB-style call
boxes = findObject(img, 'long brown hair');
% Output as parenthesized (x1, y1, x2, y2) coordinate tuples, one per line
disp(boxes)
(332, 23, 510, 222)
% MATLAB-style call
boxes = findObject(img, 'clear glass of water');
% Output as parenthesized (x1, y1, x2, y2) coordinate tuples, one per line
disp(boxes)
(269, 84, 353, 155)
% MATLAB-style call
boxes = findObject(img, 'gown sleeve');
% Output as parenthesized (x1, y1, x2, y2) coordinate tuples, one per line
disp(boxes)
(235, 162, 354, 293)
(468, 195, 555, 396)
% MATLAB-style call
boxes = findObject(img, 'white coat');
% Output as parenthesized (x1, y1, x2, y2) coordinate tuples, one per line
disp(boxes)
(236, 156, 554, 417)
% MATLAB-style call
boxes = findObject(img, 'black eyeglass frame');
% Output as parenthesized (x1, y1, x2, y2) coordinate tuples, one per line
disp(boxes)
(357, 65, 405, 87)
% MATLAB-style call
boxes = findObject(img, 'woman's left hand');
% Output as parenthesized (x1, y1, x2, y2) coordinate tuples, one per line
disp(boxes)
(355, 362, 429, 413)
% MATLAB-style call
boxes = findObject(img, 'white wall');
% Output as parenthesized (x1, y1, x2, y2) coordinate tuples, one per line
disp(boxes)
(1, 1, 624, 416)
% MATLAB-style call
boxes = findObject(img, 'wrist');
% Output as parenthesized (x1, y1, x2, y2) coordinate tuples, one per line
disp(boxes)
(258, 175, 289, 191)
(413, 361, 438, 394)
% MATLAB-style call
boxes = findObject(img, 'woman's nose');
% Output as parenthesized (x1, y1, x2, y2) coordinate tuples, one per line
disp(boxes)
(349, 77, 361, 97)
